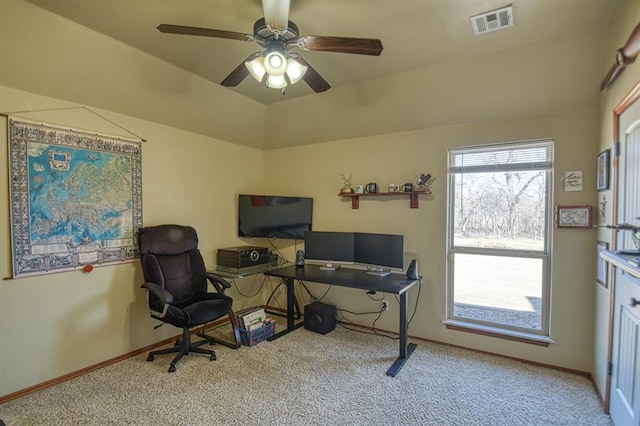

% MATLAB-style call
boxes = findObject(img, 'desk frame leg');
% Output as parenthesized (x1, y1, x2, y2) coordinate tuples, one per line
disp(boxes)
(267, 277, 303, 341)
(386, 291, 416, 376)
(266, 280, 301, 320)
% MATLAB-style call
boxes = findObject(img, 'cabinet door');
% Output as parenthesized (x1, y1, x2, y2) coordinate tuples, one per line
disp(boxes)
(611, 115, 640, 425)
(610, 271, 640, 426)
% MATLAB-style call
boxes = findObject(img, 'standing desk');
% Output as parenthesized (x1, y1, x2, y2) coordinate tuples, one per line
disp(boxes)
(264, 264, 419, 376)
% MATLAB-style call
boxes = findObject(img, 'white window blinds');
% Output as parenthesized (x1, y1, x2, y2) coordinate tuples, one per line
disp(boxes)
(449, 139, 554, 174)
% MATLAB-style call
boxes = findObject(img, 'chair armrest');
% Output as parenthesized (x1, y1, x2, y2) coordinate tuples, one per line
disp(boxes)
(141, 282, 174, 304)
(206, 272, 232, 294)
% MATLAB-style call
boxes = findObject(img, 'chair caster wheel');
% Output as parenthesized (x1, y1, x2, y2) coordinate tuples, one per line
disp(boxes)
(147, 354, 154, 362)
(168, 365, 176, 373)
(210, 354, 216, 361)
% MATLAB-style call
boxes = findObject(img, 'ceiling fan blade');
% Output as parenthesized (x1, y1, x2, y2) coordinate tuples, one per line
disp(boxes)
(220, 63, 249, 87)
(221, 53, 262, 87)
(297, 35, 383, 56)
(293, 56, 330, 92)
(157, 24, 253, 42)
(621, 21, 640, 59)
(600, 63, 624, 91)
(262, 0, 290, 33)
(600, 21, 640, 91)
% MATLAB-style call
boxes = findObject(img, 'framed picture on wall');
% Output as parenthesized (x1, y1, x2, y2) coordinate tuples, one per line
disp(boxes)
(597, 149, 610, 191)
(555, 205, 593, 229)
(597, 240, 609, 287)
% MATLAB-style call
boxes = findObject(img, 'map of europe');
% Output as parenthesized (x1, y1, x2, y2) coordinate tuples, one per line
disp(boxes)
(9, 119, 143, 277)
(29, 143, 133, 247)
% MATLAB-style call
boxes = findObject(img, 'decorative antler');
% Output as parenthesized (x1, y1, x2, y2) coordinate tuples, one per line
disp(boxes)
(417, 173, 432, 189)
(340, 173, 353, 194)
(599, 223, 640, 232)
(599, 223, 640, 249)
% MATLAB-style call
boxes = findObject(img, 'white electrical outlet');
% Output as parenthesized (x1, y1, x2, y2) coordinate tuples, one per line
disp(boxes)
(382, 300, 389, 311)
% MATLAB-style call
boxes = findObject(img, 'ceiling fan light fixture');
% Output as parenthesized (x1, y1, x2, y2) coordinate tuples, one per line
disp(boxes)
(285, 58, 307, 84)
(159, 1, 383, 95)
(266, 74, 288, 89)
(264, 51, 287, 76)
(245, 56, 267, 82)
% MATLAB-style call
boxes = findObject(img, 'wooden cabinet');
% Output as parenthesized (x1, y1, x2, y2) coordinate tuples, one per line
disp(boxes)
(601, 251, 640, 425)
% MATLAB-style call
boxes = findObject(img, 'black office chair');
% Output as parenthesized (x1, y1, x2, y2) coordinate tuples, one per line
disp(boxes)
(139, 224, 240, 372)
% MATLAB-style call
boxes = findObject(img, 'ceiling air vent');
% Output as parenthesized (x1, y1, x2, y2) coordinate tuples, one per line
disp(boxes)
(470, 5, 513, 35)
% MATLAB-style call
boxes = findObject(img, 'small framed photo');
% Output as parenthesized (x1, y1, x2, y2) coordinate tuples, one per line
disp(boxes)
(555, 205, 593, 229)
(597, 240, 609, 287)
(597, 150, 610, 191)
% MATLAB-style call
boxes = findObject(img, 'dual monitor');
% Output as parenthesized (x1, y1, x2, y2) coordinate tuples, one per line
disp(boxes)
(304, 231, 404, 276)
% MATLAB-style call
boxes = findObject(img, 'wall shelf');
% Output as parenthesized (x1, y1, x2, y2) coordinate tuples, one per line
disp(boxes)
(339, 189, 432, 209)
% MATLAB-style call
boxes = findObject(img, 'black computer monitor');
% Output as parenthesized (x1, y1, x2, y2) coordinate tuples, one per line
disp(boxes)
(303, 231, 355, 270)
(354, 232, 404, 276)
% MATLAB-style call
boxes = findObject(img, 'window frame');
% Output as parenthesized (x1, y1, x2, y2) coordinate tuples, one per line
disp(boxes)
(445, 139, 554, 340)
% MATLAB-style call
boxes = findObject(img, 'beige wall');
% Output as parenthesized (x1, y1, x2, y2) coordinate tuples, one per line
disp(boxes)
(265, 28, 604, 149)
(0, 85, 264, 397)
(0, 0, 620, 400)
(0, 0, 267, 149)
(264, 107, 599, 371)
(593, 0, 640, 402)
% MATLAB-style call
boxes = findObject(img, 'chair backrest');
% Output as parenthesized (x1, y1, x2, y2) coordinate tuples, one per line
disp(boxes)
(138, 225, 208, 306)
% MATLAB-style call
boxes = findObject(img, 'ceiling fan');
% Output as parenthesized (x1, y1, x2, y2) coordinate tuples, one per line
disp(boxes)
(157, 0, 383, 93)
(600, 21, 640, 91)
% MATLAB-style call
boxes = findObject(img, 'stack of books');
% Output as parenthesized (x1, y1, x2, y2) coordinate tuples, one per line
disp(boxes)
(237, 307, 275, 332)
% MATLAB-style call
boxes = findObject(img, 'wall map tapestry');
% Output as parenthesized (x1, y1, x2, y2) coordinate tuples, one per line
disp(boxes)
(8, 118, 143, 277)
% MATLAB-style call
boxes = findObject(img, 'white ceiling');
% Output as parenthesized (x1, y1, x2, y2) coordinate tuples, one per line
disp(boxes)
(24, 0, 617, 105)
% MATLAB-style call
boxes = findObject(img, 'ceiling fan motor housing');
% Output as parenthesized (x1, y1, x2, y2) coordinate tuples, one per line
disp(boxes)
(254, 18, 299, 43)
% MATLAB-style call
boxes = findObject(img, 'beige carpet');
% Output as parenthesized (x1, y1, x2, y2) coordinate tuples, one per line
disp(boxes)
(0, 326, 612, 425)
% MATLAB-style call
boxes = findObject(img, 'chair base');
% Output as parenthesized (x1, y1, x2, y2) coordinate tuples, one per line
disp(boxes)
(147, 327, 216, 372)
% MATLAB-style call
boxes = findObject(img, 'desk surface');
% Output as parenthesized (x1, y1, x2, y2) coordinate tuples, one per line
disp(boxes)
(209, 262, 294, 279)
(265, 264, 418, 294)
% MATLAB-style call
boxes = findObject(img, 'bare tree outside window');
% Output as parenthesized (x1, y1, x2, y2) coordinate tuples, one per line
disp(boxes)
(454, 171, 545, 250)
(447, 141, 552, 335)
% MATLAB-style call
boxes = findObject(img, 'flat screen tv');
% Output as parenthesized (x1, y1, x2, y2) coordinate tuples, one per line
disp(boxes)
(238, 194, 313, 240)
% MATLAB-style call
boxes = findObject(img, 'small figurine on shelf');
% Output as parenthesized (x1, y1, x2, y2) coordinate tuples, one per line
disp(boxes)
(340, 173, 354, 194)
(416, 173, 432, 191)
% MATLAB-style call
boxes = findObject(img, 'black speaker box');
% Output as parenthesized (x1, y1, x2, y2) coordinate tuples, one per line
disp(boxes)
(304, 302, 336, 334)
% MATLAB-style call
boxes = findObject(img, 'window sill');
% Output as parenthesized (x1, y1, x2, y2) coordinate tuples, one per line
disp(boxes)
(443, 319, 555, 347)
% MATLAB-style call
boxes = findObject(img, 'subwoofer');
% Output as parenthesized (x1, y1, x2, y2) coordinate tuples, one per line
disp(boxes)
(304, 302, 336, 334)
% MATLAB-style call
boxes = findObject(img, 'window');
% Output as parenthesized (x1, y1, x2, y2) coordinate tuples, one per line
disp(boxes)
(445, 140, 553, 341)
